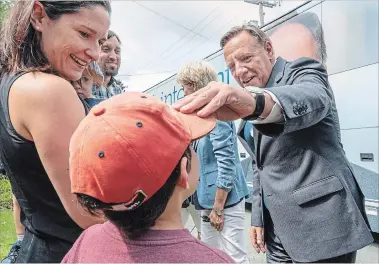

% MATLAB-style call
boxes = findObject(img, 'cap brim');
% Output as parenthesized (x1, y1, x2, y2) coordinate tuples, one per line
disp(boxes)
(173, 110, 216, 140)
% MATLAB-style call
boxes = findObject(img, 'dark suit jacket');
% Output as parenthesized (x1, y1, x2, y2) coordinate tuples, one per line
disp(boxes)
(238, 57, 373, 262)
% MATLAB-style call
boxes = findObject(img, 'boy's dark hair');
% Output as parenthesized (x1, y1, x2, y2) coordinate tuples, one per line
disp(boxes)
(77, 146, 192, 239)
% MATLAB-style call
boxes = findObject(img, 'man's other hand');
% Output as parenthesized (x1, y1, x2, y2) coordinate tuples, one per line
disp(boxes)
(250, 226, 266, 253)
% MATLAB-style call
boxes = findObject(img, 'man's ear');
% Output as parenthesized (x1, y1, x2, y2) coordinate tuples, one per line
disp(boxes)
(176, 157, 190, 189)
(265, 40, 275, 63)
(30, 1, 47, 33)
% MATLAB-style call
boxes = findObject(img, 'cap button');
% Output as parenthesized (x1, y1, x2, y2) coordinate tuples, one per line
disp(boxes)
(92, 106, 106, 116)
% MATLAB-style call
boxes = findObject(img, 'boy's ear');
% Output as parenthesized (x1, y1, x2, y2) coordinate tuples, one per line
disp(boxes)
(176, 157, 190, 189)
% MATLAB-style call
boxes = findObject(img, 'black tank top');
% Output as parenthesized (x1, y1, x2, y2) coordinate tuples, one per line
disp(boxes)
(0, 72, 88, 244)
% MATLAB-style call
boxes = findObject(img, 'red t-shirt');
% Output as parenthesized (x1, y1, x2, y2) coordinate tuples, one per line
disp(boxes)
(62, 221, 234, 263)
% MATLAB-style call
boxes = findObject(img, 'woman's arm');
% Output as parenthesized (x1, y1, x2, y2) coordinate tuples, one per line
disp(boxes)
(9, 72, 104, 229)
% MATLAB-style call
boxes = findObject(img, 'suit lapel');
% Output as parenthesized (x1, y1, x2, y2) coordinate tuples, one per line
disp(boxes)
(238, 58, 288, 166)
(265, 57, 287, 88)
(237, 120, 246, 136)
(255, 57, 287, 164)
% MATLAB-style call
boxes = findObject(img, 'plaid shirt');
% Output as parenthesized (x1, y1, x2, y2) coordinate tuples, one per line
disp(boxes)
(92, 77, 126, 99)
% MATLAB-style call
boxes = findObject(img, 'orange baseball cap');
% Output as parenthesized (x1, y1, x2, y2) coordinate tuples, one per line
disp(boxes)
(70, 92, 216, 211)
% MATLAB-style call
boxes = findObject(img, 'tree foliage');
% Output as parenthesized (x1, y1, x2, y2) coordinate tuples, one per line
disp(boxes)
(0, 0, 11, 25)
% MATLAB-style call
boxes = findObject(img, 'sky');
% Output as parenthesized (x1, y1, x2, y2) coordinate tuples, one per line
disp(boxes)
(110, 0, 308, 91)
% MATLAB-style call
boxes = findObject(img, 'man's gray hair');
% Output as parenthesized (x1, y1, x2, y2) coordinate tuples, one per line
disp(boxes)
(220, 24, 270, 48)
(220, 12, 327, 66)
(177, 60, 218, 91)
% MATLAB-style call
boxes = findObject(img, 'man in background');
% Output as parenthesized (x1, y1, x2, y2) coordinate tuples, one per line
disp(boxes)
(92, 30, 126, 99)
(177, 61, 250, 264)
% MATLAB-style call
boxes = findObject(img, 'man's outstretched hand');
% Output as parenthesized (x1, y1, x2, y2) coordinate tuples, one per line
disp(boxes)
(172, 81, 256, 121)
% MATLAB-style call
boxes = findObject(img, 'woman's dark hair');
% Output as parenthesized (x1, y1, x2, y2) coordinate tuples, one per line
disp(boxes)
(0, 1, 111, 76)
(77, 147, 192, 239)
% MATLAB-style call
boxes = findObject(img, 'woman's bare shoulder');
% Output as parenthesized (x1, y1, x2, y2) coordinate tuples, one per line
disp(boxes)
(8, 72, 85, 140)
(10, 71, 83, 109)
(10, 71, 84, 118)
(13, 72, 74, 94)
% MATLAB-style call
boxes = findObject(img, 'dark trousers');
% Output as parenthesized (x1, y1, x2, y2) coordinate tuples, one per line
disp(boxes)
(16, 228, 73, 263)
(264, 207, 357, 263)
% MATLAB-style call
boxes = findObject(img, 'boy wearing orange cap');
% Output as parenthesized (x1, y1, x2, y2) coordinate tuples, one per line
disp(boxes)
(62, 92, 234, 263)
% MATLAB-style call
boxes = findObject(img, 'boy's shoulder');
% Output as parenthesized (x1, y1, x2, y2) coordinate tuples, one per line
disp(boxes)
(62, 224, 234, 263)
(187, 238, 235, 263)
(157, 229, 233, 263)
(62, 222, 119, 263)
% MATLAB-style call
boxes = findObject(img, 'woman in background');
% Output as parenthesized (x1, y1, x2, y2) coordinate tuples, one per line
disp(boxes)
(177, 60, 250, 264)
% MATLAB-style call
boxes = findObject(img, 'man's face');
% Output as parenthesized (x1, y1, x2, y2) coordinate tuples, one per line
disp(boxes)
(98, 36, 121, 76)
(224, 31, 275, 88)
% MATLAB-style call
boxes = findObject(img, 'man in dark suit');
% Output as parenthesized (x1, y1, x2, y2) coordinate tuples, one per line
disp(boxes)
(173, 24, 373, 263)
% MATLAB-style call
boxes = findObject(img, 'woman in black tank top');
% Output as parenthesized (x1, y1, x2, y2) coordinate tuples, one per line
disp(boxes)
(0, 2, 111, 262)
